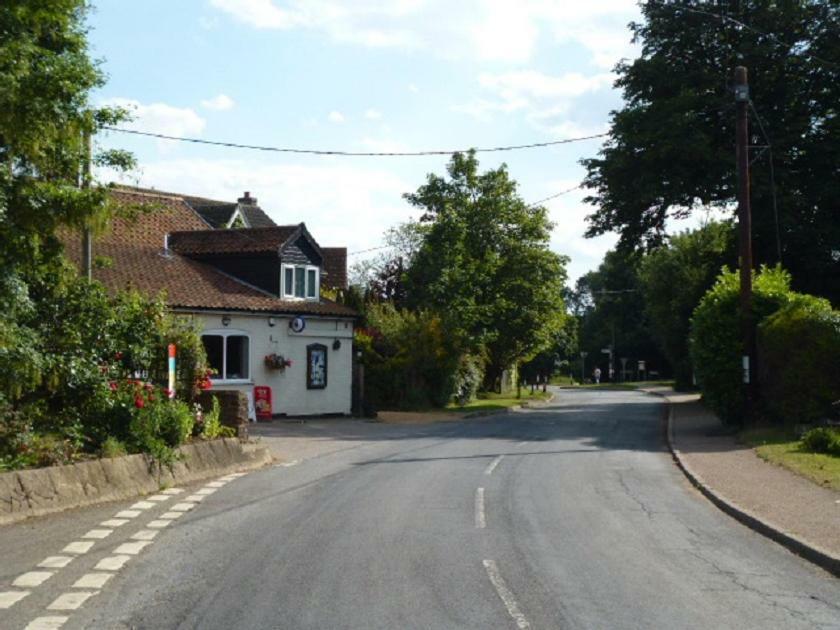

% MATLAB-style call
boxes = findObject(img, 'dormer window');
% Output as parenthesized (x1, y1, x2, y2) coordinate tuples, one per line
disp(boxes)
(282, 264, 319, 300)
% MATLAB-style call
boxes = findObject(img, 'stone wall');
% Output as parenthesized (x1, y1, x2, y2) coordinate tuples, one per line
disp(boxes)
(197, 390, 249, 438)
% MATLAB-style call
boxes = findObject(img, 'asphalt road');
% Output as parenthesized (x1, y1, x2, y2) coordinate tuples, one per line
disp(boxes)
(2, 389, 839, 629)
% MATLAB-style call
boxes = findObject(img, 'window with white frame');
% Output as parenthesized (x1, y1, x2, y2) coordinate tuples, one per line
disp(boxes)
(281, 264, 319, 300)
(201, 330, 250, 381)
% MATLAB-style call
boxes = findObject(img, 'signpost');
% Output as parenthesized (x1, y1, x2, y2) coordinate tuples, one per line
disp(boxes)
(167, 344, 176, 399)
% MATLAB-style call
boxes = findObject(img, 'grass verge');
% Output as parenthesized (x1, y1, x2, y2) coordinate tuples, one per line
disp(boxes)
(446, 390, 552, 413)
(740, 427, 840, 491)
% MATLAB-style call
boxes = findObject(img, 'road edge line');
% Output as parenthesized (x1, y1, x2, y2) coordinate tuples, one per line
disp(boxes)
(653, 391, 840, 579)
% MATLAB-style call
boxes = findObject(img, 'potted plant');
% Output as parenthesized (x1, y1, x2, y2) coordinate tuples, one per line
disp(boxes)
(264, 353, 293, 370)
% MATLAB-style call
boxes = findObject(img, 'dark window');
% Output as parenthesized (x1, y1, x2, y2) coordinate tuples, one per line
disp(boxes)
(202, 333, 250, 380)
(226, 335, 249, 380)
(202, 335, 223, 379)
(307, 269, 317, 298)
(295, 267, 306, 298)
(284, 267, 294, 296)
(307, 343, 327, 389)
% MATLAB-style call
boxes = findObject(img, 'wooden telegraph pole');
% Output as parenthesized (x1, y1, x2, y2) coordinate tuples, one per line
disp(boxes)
(734, 66, 755, 418)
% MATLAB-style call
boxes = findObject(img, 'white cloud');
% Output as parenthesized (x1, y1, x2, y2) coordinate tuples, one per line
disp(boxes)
(327, 110, 346, 124)
(407, 83, 420, 93)
(209, 1, 641, 67)
(101, 98, 206, 137)
(103, 158, 414, 253)
(364, 108, 383, 120)
(454, 70, 614, 133)
(200, 93, 236, 111)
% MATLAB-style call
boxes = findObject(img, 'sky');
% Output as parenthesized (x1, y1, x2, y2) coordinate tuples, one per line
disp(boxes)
(86, 0, 681, 285)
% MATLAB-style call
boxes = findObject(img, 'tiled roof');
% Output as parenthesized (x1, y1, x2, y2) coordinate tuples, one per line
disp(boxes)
(168, 226, 301, 256)
(322, 248, 348, 289)
(61, 188, 356, 318)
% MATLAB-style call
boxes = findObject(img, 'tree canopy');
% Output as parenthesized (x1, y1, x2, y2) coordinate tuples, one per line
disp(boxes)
(582, 0, 839, 304)
(404, 151, 569, 387)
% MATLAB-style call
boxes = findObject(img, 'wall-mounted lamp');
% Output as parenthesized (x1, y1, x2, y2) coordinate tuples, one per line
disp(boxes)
(221, 315, 231, 327)
(332, 339, 341, 351)
(268, 316, 276, 327)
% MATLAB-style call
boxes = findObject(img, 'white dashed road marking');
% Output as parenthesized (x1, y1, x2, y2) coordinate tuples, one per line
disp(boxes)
(159, 511, 185, 520)
(161, 487, 184, 495)
(25, 616, 69, 629)
(475, 487, 487, 529)
(206, 481, 227, 488)
(62, 541, 95, 555)
(170, 502, 195, 512)
(38, 557, 73, 569)
(83, 529, 113, 539)
(185, 494, 206, 502)
(94, 555, 132, 571)
(72, 573, 113, 589)
(131, 529, 158, 541)
(113, 541, 152, 555)
(147, 493, 171, 502)
(195, 487, 217, 496)
(0, 590, 30, 608)
(13, 572, 54, 588)
(483, 559, 531, 630)
(114, 510, 141, 519)
(485, 455, 504, 475)
(100, 519, 129, 528)
(130, 501, 156, 510)
(147, 519, 172, 528)
(47, 591, 97, 611)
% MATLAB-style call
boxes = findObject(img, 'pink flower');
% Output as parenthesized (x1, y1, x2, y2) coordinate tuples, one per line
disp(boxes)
(134, 397, 145, 409)
(109, 381, 118, 391)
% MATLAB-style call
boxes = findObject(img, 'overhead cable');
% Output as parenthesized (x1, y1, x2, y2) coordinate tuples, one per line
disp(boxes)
(101, 126, 608, 157)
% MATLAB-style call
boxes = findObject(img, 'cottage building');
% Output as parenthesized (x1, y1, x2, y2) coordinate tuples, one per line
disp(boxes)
(63, 186, 356, 417)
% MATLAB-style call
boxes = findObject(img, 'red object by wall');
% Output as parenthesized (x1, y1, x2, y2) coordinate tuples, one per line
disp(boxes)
(254, 386, 272, 420)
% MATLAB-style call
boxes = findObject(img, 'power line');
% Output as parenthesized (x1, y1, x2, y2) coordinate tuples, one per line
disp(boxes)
(348, 184, 585, 257)
(101, 126, 608, 157)
(527, 184, 583, 207)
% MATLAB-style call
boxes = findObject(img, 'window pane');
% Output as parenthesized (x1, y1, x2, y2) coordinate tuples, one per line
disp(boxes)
(284, 267, 293, 296)
(307, 269, 316, 298)
(295, 267, 305, 298)
(202, 335, 224, 379)
(225, 335, 249, 380)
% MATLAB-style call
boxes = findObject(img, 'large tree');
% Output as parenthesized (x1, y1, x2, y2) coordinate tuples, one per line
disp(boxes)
(0, 0, 131, 402)
(405, 151, 568, 389)
(638, 220, 736, 388)
(583, 0, 839, 304)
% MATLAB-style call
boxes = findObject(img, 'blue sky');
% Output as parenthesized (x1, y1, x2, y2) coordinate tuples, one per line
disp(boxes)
(87, 0, 664, 284)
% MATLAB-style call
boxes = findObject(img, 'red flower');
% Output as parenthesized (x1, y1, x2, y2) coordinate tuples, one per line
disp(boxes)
(115, 351, 123, 360)
(134, 397, 145, 409)
(109, 381, 118, 391)
(144, 383, 154, 392)
(163, 388, 173, 398)
(200, 379, 212, 391)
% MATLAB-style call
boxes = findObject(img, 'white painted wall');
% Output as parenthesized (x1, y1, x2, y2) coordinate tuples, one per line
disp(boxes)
(191, 312, 354, 417)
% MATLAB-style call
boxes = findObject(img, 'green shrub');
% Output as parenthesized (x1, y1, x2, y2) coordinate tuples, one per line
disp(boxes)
(359, 303, 464, 410)
(758, 301, 840, 425)
(100, 436, 128, 458)
(801, 428, 840, 456)
(690, 266, 810, 425)
(195, 396, 224, 439)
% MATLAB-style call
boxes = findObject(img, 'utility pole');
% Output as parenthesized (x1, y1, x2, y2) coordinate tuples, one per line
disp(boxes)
(80, 129, 93, 281)
(734, 66, 755, 418)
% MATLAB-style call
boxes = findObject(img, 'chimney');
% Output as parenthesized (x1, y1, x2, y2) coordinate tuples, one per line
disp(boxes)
(238, 191, 257, 205)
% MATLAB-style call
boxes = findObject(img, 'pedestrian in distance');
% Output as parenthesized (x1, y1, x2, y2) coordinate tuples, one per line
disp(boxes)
(593, 367, 601, 384)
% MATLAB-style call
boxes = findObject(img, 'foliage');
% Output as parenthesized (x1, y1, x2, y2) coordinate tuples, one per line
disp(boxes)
(758, 300, 840, 425)
(801, 428, 840, 457)
(100, 436, 127, 459)
(689, 266, 817, 425)
(453, 354, 485, 406)
(357, 303, 463, 410)
(582, 0, 840, 304)
(128, 391, 194, 466)
(194, 396, 226, 440)
(639, 221, 736, 388)
(572, 248, 666, 382)
(404, 151, 568, 388)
